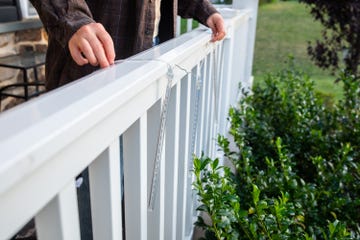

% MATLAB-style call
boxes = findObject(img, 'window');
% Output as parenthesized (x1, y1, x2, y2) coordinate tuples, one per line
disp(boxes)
(0, 0, 20, 22)
(17, 0, 38, 19)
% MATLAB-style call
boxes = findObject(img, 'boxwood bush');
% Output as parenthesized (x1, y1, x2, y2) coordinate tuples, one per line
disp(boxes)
(193, 66, 360, 239)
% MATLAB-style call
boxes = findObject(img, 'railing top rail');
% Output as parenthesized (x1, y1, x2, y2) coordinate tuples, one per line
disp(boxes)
(0, 9, 249, 195)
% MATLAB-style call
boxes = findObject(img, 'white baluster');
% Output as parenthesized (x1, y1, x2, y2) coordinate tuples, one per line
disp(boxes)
(123, 117, 148, 240)
(36, 181, 80, 240)
(89, 139, 122, 240)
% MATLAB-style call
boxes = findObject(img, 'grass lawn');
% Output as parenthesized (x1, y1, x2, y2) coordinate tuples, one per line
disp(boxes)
(180, 19, 199, 34)
(253, 1, 343, 100)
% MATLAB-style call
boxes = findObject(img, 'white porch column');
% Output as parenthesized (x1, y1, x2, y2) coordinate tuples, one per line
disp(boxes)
(232, 0, 259, 86)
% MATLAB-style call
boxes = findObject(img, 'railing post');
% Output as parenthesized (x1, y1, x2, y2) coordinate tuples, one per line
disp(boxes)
(232, 0, 259, 86)
(176, 17, 181, 36)
(217, 12, 246, 136)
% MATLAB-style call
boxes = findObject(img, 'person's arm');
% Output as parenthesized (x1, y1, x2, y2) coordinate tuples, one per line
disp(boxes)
(30, 0, 114, 67)
(30, 0, 94, 48)
(178, 0, 226, 41)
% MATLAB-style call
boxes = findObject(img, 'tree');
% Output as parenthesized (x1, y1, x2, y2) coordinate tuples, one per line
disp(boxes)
(299, 0, 360, 79)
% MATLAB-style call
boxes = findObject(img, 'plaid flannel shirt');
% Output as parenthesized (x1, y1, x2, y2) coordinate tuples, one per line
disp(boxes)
(30, 0, 217, 90)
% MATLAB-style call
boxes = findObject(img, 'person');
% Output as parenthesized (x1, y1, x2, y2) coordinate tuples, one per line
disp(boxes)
(29, 0, 226, 90)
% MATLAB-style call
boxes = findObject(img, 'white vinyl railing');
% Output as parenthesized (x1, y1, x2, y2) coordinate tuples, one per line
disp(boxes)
(0, 3, 258, 240)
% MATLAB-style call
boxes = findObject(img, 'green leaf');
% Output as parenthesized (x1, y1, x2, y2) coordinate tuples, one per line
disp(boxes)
(200, 157, 211, 171)
(212, 158, 219, 170)
(238, 209, 248, 218)
(252, 184, 260, 205)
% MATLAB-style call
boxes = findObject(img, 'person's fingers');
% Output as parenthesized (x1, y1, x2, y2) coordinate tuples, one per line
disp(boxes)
(68, 23, 115, 68)
(211, 22, 226, 42)
(80, 39, 99, 66)
(212, 27, 226, 42)
(97, 26, 115, 65)
(87, 36, 112, 67)
(69, 25, 98, 66)
(89, 23, 114, 67)
(214, 19, 226, 41)
(69, 38, 89, 66)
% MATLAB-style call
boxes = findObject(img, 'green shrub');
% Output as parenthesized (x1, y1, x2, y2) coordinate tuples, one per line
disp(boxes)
(193, 67, 360, 239)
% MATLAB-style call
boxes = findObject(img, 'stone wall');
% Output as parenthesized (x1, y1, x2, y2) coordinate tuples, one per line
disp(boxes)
(0, 27, 48, 112)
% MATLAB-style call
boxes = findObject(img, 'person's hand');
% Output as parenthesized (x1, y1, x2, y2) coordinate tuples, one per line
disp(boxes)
(68, 23, 115, 68)
(206, 13, 226, 42)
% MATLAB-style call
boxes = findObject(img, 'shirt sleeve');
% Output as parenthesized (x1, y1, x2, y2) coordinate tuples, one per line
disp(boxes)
(30, 0, 95, 48)
(177, 0, 218, 26)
